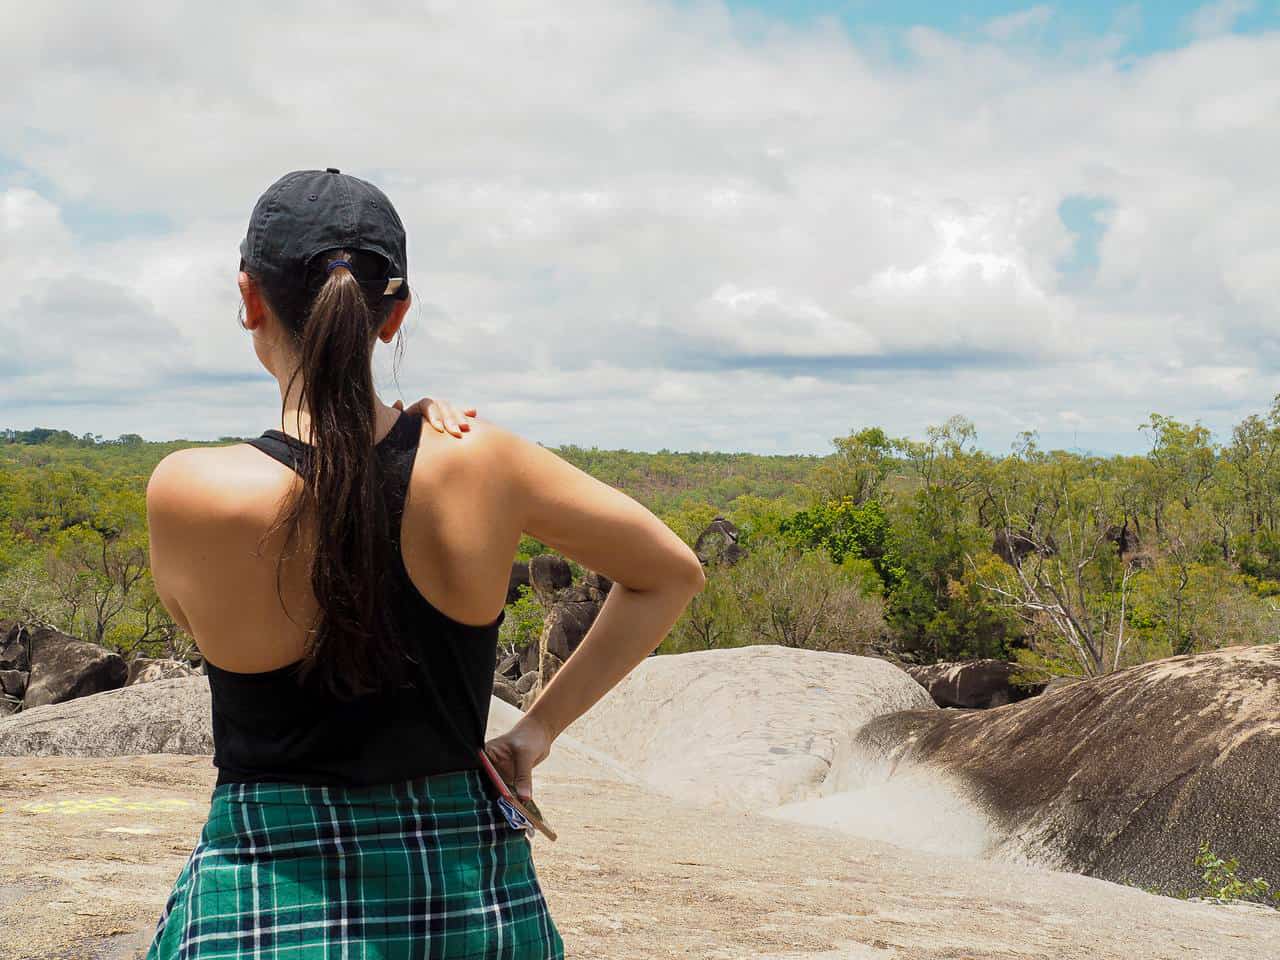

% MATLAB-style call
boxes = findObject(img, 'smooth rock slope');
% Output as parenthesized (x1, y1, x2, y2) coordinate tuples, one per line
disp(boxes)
(562, 645, 935, 810)
(856, 644, 1280, 893)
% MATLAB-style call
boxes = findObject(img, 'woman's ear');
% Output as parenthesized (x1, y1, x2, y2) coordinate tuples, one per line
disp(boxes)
(378, 291, 412, 343)
(238, 271, 267, 331)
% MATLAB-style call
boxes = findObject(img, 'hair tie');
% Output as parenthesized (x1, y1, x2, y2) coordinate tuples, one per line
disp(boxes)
(325, 258, 354, 275)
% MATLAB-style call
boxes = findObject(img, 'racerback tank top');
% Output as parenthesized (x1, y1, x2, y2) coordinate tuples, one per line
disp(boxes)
(206, 409, 504, 787)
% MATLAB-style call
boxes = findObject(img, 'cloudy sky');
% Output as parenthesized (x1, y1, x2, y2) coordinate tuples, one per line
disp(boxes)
(3, 1, 1278, 456)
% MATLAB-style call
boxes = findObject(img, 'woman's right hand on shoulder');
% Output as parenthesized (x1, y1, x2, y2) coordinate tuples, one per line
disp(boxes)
(483, 714, 554, 802)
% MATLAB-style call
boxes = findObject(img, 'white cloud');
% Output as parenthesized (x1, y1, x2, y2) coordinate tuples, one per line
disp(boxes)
(1185, 0, 1258, 40)
(984, 5, 1055, 42)
(1, 1, 1279, 454)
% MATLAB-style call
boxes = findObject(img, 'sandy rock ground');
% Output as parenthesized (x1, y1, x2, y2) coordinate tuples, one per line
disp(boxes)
(2, 754, 1275, 960)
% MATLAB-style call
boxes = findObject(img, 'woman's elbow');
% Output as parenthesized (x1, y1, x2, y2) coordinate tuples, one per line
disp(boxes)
(674, 548, 707, 595)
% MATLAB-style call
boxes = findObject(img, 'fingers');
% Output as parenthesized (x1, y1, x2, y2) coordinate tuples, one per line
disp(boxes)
(399, 396, 427, 417)
(512, 749, 534, 802)
(424, 398, 473, 438)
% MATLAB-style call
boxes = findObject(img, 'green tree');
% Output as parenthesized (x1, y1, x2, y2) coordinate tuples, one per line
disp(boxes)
(664, 568, 741, 653)
(498, 585, 544, 659)
(732, 542, 887, 655)
(811, 427, 896, 505)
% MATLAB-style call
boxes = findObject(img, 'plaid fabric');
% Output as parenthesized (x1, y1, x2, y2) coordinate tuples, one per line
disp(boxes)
(145, 769, 564, 959)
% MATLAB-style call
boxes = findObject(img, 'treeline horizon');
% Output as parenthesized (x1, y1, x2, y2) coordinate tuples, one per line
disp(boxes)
(6, 397, 1280, 680)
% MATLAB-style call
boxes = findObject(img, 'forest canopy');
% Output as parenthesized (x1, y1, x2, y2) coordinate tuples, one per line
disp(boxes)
(4, 401, 1278, 679)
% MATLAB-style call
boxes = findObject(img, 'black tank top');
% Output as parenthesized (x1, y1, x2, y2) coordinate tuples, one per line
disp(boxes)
(206, 409, 504, 787)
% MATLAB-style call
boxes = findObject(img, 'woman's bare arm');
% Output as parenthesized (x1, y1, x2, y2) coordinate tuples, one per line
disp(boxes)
(477, 420, 706, 797)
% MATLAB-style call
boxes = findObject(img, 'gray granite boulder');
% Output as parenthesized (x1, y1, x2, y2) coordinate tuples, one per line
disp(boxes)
(126, 657, 198, 685)
(563, 644, 935, 810)
(528, 554, 572, 607)
(857, 645, 1280, 894)
(694, 517, 744, 567)
(0, 676, 213, 756)
(22, 627, 127, 709)
(0, 668, 26, 699)
(506, 560, 531, 604)
(0, 620, 30, 672)
(496, 651, 522, 680)
(492, 678, 522, 708)
(514, 670, 539, 695)
(905, 659, 1032, 709)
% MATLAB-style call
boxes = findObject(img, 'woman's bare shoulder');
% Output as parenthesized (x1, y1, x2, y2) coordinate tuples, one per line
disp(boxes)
(147, 443, 291, 525)
(411, 413, 523, 474)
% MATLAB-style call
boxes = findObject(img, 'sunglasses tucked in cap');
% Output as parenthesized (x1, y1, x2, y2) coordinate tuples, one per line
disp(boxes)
(239, 168, 408, 300)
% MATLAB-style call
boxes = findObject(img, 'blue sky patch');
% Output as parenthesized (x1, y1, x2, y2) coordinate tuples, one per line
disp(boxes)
(716, 1, 1279, 57)
(1057, 193, 1113, 279)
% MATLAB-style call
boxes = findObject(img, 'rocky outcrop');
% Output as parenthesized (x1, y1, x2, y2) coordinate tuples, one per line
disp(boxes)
(126, 658, 198, 685)
(0, 620, 31, 672)
(0, 669, 26, 699)
(0, 621, 32, 715)
(992, 528, 1042, 565)
(519, 653, 563, 710)
(528, 554, 573, 607)
(694, 517, 744, 567)
(518, 558, 611, 676)
(22, 627, 127, 709)
(514, 670, 539, 695)
(856, 645, 1280, 894)
(506, 560, 531, 604)
(492, 677, 522, 708)
(537, 601, 597, 664)
(0, 676, 214, 756)
(579, 570, 612, 600)
(563, 644, 935, 810)
(905, 659, 1038, 709)
(496, 651, 522, 681)
(0, 677, 523, 760)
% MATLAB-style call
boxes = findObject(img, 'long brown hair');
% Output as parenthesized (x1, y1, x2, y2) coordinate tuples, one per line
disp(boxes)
(248, 248, 408, 699)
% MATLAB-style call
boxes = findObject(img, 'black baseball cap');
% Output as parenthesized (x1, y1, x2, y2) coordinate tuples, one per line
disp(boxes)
(239, 168, 409, 311)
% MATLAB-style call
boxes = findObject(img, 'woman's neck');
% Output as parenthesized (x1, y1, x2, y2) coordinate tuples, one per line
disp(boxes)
(272, 386, 400, 445)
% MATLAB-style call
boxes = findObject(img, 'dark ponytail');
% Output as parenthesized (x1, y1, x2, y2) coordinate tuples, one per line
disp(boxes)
(255, 249, 404, 699)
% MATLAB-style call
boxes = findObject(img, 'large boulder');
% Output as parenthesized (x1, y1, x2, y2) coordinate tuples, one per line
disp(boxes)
(0, 619, 31, 672)
(0, 669, 26, 699)
(514, 670, 539, 695)
(495, 651, 522, 680)
(528, 554, 572, 607)
(563, 645, 935, 811)
(538, 600, 598, 663)
(905, 659, 1036, 709)
(126, 657, 198, 685)
(506, 560, 531, 604)
(0, 676, 213, 756)
(518, 558, 610, 674)
(22, 628, 127, 709)
(492, 677, 522, 708)
(694, 518, 744, 567)
(518, 653, 565, 712)
(579, 570, 612, 601)
(856, 645, 1280, 894)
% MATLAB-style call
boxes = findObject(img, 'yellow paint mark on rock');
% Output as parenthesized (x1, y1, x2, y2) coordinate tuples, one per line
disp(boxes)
(22, 796, 197, 815)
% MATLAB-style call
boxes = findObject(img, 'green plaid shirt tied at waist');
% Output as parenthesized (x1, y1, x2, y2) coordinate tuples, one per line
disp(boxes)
(146, 768, 564, 959)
